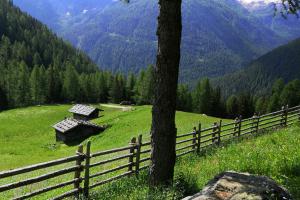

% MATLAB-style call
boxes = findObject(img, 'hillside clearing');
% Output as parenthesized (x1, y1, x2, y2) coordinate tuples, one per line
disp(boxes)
(0, 104, 225, 170)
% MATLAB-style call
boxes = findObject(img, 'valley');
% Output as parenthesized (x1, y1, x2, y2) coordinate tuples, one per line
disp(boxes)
(13, 0, 300, 82)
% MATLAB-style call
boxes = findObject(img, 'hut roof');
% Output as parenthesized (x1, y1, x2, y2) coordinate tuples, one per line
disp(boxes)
(69, 104, 99, 116)
(53, 118, 100, 133)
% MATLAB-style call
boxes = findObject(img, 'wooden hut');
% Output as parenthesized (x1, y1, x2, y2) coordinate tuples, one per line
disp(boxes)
(53, 118, 105, 145)
(69, 104, 103, 121)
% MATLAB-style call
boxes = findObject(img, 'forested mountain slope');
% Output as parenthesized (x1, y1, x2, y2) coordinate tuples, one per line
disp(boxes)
(214, 38, 300, 97)
(14, 0, 299, 82)
(0, 0, 98, 108)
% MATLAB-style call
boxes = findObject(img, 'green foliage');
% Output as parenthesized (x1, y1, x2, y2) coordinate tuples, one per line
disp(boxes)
(177, 84, 192, 112)
(134, 65, 155, 105)
(226, 95, 239, 118)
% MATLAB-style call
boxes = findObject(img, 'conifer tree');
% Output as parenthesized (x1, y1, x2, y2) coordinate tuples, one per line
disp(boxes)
(30, 65, 41, 105)
(16, 62, 30, 106)
(226, 95, 239, 118)
(280, 79, 300, 107)
(177, 84, 192, 111)
(62, 63, 80, 102)
(126, 73, 136, 102)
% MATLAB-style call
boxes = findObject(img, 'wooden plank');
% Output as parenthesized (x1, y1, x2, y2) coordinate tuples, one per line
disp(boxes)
(74, 145, 83, 198)
(51, 188, 81, 200)
(177, 149, 194, 157)
(200, 137, 213, 144)
(83, 141, 91, 199)
(128, 137, 136, 173)
(221, 126, 236, 133)
(197, 123, 201, 153)
(260, 109, 283, 118)
(259, 118, 282, 127)
(90, 153, 134, 168)
(0, 155, 81, 179)
(139, 165, 149, 171)
(91, 146, 133, 157)
(140, 149, 151, 154)
(89, 171, 133, 189)
(176, 137, 195, 145)
(13, 178, 81, 200)
(176, 144, 194, 152)
(139, 157, 150, 163)
(141, 141, 151, 147)
(0, 166, 80, 192)
(192, 127, 197, 150)
(220, 121, 236, 127)
(176, 132, 194, 138)
(135, 135, 143, 174)
(89, 163, 133, 179)
(200, 132, 214, 138)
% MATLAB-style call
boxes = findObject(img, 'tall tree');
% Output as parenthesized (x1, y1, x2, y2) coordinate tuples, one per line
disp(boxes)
(62, 63, 80, 102)
(150, 0, 182, 186)
(16, 62, 30, 106)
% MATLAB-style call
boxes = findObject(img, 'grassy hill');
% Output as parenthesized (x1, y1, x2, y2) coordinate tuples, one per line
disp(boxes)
(0, 104, 225, 170)
(0, 105, 299, 199)
(92, 124, 300, 199)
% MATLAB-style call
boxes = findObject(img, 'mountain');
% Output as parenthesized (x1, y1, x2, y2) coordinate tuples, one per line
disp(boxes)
(214, 37, 300, 97)
(0, 0, 98, 108)
(13, 0, 300, 82)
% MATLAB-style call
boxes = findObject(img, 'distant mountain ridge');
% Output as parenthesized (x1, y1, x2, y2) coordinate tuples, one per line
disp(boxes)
(214, 37, 300, 97)
(13, 0, 300, 82)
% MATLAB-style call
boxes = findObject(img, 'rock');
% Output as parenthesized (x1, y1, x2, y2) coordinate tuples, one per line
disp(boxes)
(183, 171, 292, 200)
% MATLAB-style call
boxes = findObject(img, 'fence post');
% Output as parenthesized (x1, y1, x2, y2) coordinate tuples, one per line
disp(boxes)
(192, 127, 197, 151)
(128, 137, 136, 175)
(251, 113, 257, 134)
(285, 105, 289, 126)
(281, 105, 288, 127)
(233, 117, 239, 137)
(135, 135, 142, 176)
(217, 120, 222, 146)
(74, 144, 84, 198)
(256, 114, 260, 133)
(238, 115, 242, 137)
(212, 122, 218, 144)
(197, 123, 201, 153)
(83, 141, 91, 199)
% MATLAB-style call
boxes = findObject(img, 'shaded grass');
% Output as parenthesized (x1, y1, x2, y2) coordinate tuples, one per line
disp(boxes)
(90, 124, 300, 200)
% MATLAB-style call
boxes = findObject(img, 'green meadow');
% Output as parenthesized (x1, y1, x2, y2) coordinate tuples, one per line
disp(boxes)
(0, 104, 224, 170)
(91, 124, 300, 199)
(0, 105, 299, 199)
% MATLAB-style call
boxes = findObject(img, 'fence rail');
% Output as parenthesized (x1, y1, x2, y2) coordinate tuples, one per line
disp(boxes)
(0, 105, 299, 199)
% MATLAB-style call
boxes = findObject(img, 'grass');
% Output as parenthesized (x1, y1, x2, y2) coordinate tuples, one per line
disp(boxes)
(90, 124, 300, 199)
(1, 105, 299, 199)
(0, 104, 224, 170)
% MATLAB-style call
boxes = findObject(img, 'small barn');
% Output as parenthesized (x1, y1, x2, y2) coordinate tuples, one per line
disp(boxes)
(53, 118, 105, 145)
(69, 104, 103, 121)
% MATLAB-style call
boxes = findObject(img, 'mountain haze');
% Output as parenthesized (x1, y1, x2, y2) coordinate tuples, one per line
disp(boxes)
(13, 0, 300, 82)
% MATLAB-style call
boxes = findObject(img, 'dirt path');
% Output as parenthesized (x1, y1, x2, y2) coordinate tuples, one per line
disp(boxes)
(100, 104, 133, 111)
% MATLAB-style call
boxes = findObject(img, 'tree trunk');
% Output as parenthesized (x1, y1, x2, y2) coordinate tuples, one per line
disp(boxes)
(150, 0, 182, 186)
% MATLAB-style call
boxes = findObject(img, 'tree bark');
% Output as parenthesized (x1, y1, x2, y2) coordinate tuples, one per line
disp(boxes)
(150, 0, 182, 186)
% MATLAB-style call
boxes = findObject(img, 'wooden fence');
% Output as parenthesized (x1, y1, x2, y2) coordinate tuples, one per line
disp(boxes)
(0, 105, 299, 199)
